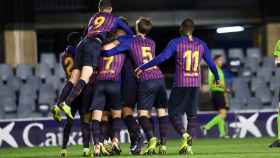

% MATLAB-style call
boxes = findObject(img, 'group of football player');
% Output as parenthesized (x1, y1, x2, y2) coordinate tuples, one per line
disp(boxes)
(51, 0, 221, 157)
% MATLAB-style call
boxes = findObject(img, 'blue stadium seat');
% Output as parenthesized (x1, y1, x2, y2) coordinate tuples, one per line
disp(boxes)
(35, 64, 52, 79)
(262, 56, 274, 68)
(17, 95, 36, 118)
(6, 76, 21, 92)
(55, 64, 66, 79)
(255, 86, 272, 105)
(257, 67, 273, 83)
(250, 77, 266, 92)
(244, 57, 260, 73)
(38, 83, 56, 106)
(16, 64, 33, 80)
(228, 48, 244, 61)
(246, 48, 261, 59)
(246, 97, 262, 110)
(0, 85, 17, 113)
(40, 53, 57, 69)
(0, 64, 13, 80)
(26, 76, 42, 91)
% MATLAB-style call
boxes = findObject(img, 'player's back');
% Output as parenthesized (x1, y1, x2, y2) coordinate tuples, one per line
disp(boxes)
(173, 36, 206, 87)
(61, 45, 76, 79)
(87, 12, 117, 39)
(130, 36, 163, 80)
(97, 53, 126, 81)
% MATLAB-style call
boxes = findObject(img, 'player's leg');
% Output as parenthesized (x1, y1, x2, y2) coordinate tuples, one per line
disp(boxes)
(202, 91, 227, 138)
(60, 101, 78, 157)
(80, 112, 92, 157)
(137, 81, 157, 155)
(122, 106, 142, 154)
(269, 98, 280, 147)
(168, 87, 192, 155)
(121, 74, 142, 154)
(62, 38, 101, 113)
(90, 81, 110, 156)
(107, 81, 124, 155)
(184, 87, 200, 155)
(154, 80, 169, 155)
(52, 69, 81, 122)
(100, 110, 111, 144)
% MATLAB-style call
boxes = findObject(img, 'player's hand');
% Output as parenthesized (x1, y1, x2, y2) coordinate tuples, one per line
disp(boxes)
(102, 41, 120, 51)
(215, 80, 222, 87)
(134, 67, 143, 78)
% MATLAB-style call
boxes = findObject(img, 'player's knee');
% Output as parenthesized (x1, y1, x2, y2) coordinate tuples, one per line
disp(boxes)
(122, 107, 133, 117)
(138, 110, 149, 117)
(80, 66, 93, 83)
(101, 112, 109, 121)
(112, 110, 122, 118)
(92, 110, 103, 121)
(81, 112, 92, 124)
(157, 108, 167, 117)
(69, 69, 81, 84)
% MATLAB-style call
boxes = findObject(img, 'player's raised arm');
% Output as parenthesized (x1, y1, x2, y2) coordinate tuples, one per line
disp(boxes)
(138, 39, 177, 70)
(103, 36, 132, 56)
(116, 18, 134, 36)
(202, 43, 220, 81)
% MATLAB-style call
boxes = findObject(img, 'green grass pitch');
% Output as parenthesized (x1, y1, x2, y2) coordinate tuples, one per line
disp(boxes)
(0, 138, 279, 158)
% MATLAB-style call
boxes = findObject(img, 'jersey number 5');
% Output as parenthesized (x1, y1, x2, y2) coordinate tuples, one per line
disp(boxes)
(184, 50, 199, 76)
(141, 47, 156, 70)
(94, 16, 106, 29)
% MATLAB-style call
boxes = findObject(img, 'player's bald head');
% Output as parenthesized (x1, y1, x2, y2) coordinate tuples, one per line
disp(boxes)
(99, 0, 112, 12)
(180, 18, 195, 36)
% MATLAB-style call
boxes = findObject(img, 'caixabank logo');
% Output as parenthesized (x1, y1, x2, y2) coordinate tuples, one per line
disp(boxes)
(0, 112, 278, 148)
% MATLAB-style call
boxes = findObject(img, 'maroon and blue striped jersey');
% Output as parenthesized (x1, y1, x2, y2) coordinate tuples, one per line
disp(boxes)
(103, 35, 164, 81)
(139, 36, 219, 87)
(61, 45, 76, 79)
(87, 12, 133, 41)
(96, 53, 126, 81)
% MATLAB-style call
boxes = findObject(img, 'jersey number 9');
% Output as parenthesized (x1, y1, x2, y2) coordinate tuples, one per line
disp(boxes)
(93, 16, 106, 29)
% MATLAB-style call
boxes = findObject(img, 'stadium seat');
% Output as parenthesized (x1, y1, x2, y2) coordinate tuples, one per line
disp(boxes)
(211, 48, 226, 61)
(0, 64, 13, 80)
(246, 48, 261, 59)
(0, 85, 17, 113)
(40, 53, 57, 69)
(238, 67, 253, 82)
(255, 86, 272, 105)
(232, 78, 250, 105)
(228, 48, 244, 61)
(244, 57, 260, 73)
(19, 84, 37, 100)
(54, 64, 66, 79)
(269, 76, 280, 91)
(229, 97, 244, 110)
(250, 77, 266, 92)
(275, 68, 280, 77)
(262, 56, 274, 68)
(35, 64, 52, 79)
(246, 97, 262, 110)
(38, 83, 56, 106)
(6, 76, 21, 92)
(45, 75, 61, 90)
(17, 95, 36, 118)
(26, 76, 42, 91)
(16, 64, 33, 80)
(257, 67, 273, 83)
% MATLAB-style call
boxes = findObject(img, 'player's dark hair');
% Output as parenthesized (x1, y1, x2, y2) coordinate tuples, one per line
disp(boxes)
(119, 16, 129, 25)
(180, 18, 194, 39)
(98, 0, 112, 11)
(136, 17, 152, 35)
(213, 54, 223, 62)
(67, 32, 82, 46)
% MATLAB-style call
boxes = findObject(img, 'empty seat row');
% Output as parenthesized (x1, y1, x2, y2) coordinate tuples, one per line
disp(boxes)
(0, 63, 66, 80)
(211, 47, 261, 61)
